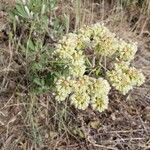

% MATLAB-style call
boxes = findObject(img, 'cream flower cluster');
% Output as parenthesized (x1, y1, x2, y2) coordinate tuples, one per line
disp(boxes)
(107, 62, 145, 95)
(78, 23, 118, 56)
(55, 33, 86, 77)
(54, 23, 145, 112)
(89, 77, 110, 112)
(70, 76, 90, 110)
(116, 40, 137, 62)
(55, 76, 110, 112)
(55, 77, 72, 102)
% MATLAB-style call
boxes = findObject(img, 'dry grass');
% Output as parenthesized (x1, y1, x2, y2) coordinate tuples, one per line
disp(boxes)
(0, 0, 150, 149)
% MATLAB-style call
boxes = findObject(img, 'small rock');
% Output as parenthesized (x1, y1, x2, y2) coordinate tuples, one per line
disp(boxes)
(143, 106, 150, 122)
(0, 11, 5, 18)
(89, 120, 100, 129)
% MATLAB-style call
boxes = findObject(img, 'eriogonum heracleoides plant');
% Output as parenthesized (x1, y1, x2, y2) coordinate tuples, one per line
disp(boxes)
(54, 23, 145, 112)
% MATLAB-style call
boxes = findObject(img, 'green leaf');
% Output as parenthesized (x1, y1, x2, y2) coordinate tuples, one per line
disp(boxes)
(33, 78, 42, 86)
(15, 4, 28, 18)
(28, 39, 35, 51)
(49, 0, 57, 10)
(95, 68, 101, 77)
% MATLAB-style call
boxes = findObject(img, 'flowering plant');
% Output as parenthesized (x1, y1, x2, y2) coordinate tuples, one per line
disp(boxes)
(54, 23, 145, 112)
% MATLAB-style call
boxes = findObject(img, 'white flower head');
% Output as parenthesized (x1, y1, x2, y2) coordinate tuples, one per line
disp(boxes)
(91, 95, 109, 112)
(55, 77, 72, 102)
(89, 77, 111, 97)
(117, 40, 137, 62)
(70, 91, 90, 110)
(107, 62, 145, 95)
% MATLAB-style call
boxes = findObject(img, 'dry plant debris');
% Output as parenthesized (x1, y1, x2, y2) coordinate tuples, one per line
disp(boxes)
(0, 0, 150, 150)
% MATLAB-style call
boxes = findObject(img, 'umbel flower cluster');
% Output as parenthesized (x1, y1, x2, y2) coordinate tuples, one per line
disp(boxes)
(55, 76, 110, 112)
(107, 62, 145, 95)
(54, 23, 145, 112)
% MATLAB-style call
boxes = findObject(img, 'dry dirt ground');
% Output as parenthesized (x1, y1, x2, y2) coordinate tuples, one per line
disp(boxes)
(0, 1, 150, 150)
